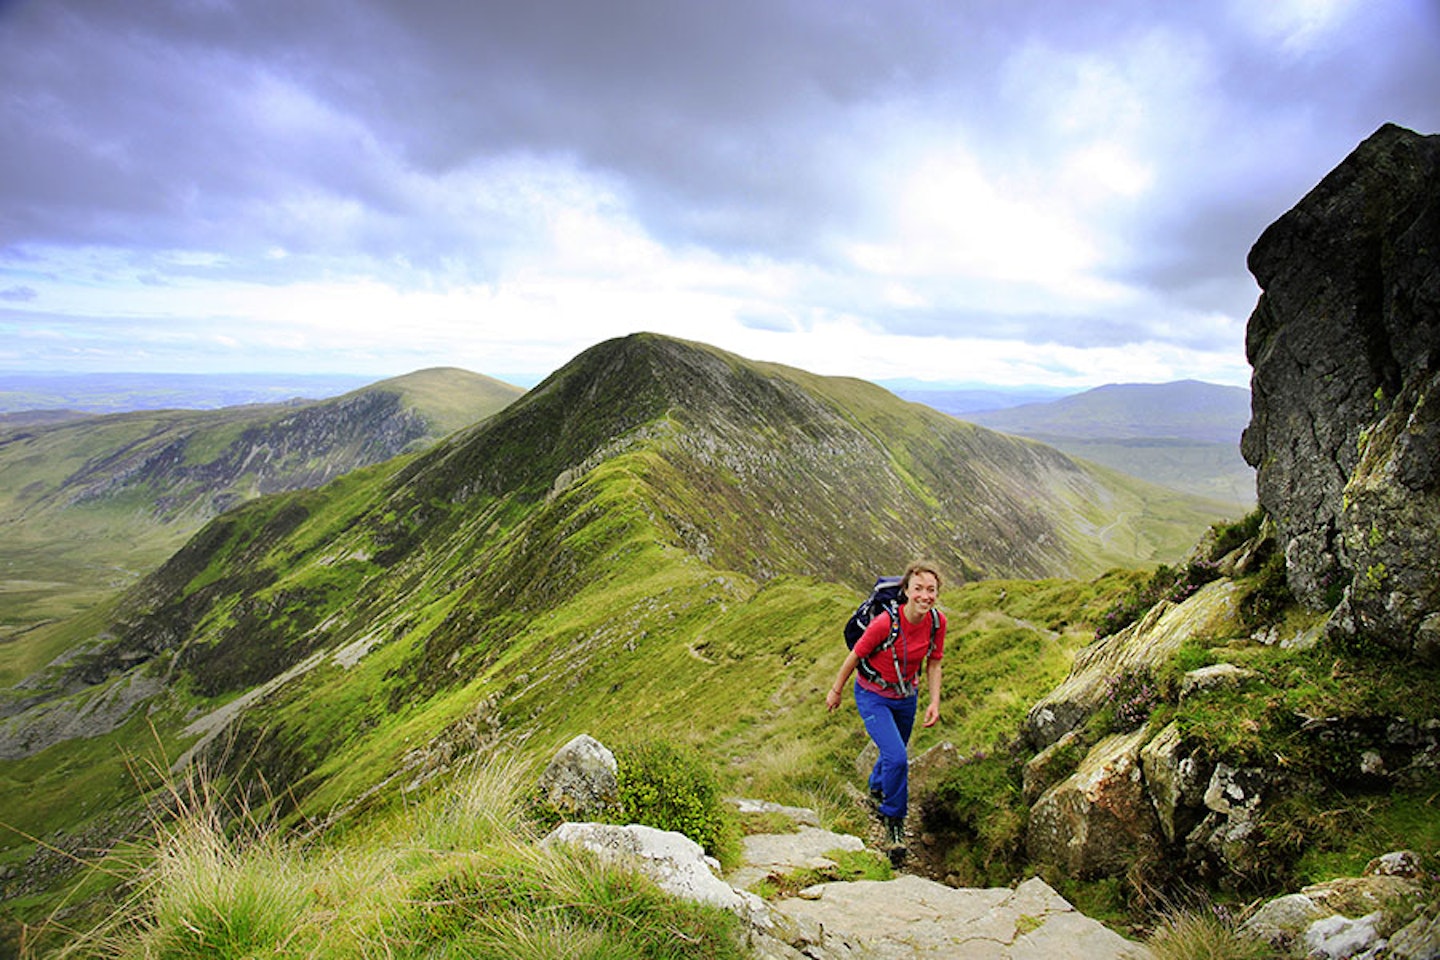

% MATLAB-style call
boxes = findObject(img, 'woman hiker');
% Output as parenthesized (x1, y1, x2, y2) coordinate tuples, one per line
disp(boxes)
(825, 561, 946, 852)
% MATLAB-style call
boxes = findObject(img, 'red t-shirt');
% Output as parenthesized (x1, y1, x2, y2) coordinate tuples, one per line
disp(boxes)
(853, 606, 946, 697)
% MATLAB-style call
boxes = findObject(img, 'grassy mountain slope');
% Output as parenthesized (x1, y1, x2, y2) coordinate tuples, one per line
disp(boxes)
(0, 368, 523, 635)
(951, 380, 1255, 506)
(0, 334, 1235, 932)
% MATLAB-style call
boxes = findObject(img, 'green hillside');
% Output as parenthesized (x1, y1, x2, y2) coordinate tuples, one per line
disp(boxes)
(0, 335, 1238, 944)
(0, 368, 523, 636)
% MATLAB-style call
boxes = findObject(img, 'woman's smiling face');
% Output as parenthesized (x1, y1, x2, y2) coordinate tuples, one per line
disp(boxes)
(905, 571, 939, 612)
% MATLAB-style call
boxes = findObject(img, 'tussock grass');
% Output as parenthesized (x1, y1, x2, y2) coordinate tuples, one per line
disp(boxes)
(411, 751, 536, 854)
(1145, 908, 1270, 960)
(38, 754, 742, 960)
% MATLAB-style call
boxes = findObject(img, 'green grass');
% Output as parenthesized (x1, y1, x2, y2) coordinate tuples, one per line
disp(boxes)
(1144, 907, 1271, 960)
(33, 755, 743, 960)
(1, 550, 1126, 937)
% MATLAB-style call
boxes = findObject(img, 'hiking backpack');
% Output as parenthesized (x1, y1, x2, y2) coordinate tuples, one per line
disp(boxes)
(843, 575, 939, 696)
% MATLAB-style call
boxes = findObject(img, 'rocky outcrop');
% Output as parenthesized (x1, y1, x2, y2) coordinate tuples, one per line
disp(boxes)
(1014, 124, 1440, 897)
(1026, 728, 1164, 879)
(1241, 851, 1437, 959)
(1022, 579, 1243, 750)
(1017, 579, 1440, 887)
(1241, 123, 1440, 659)
(0, 667, 163, 759)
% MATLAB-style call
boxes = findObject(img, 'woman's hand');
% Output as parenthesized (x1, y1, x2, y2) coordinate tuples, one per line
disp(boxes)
(923, 700, 941, 727)
(825, 686, 844, 712)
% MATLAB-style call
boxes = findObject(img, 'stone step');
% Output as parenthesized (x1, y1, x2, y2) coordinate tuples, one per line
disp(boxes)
(727, 797, 1152, 960)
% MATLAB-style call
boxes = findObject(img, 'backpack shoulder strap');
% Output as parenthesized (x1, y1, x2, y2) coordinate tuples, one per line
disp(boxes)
(880, 600, 902, 649)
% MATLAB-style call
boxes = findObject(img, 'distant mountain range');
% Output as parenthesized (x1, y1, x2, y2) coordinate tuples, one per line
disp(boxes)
(900, 380, 1255, 507)
(884, 384, 1073, 415)
(0, 371, 381, 414)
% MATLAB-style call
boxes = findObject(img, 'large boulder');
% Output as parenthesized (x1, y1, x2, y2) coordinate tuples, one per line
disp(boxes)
(1025, 728, 1164, 879)
(536, 733, 619, 818)
(1241, 123, 1440, 659)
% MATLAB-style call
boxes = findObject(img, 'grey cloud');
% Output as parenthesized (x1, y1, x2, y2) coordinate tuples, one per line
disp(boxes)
(1116, 2, 1440, 308)
(1, 0, 1437, 350)
(0, 1, 1065, 259)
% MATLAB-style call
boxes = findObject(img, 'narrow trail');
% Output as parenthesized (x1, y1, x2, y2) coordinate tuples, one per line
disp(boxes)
(727, 798, 1152, 960)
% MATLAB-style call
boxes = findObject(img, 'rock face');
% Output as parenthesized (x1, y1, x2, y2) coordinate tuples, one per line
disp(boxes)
(1022, 580, 1242, 750)
(1241, 123, 1440, 659)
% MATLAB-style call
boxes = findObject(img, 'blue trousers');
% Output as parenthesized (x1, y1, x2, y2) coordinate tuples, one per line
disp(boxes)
(855, 684, 918, 819)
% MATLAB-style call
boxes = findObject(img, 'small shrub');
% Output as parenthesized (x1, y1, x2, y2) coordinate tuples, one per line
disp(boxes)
(1208, 509, 1265, 561)
(1104, 668, 1161, 732)
(1238, 550, 1294, 629)
(613, 740, 740, 867)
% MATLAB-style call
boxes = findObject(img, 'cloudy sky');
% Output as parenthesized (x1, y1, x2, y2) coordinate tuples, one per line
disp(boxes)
(1, 0, 1437, 388)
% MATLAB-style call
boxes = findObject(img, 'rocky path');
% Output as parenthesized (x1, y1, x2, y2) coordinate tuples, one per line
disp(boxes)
(727, 799, 1152, 960)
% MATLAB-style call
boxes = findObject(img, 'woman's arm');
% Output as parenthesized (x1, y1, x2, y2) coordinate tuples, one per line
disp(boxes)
(826, 651, 861, 712)
(922, 660, 942, 727)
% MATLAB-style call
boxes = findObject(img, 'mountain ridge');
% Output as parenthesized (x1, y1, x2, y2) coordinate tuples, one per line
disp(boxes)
(0, 335, 1235, 865)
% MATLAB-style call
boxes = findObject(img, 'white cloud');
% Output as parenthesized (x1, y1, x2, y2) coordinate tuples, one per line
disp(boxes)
(1234, 0, 1362, 54)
